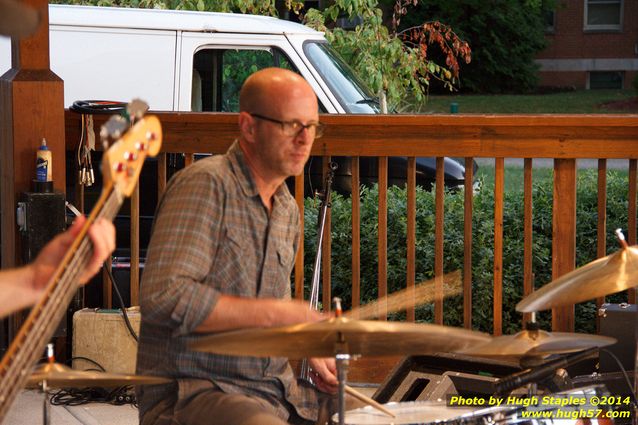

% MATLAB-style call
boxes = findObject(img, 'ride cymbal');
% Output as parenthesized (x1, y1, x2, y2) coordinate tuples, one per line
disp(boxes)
(28, 363, 170, 388)
(517, 233, 638, 313)
(457, 329, 615, 357)
(191, 317, 491, 358)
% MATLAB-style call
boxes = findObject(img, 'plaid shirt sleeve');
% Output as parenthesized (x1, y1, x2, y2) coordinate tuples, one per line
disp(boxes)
(140, 168, 223, 337)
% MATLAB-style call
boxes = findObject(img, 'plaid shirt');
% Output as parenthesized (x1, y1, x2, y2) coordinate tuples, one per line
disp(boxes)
(136, 142, 319, 422)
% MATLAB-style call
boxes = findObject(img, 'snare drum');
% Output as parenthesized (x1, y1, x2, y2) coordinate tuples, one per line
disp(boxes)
(330, 400, 477, 424)
(332, 386, 616, 425)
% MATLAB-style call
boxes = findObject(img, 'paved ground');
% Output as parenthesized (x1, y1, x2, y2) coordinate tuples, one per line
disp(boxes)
(5, 385, 379, 424)
(4, 390, 138, 425)
(475, 158, 629, 169)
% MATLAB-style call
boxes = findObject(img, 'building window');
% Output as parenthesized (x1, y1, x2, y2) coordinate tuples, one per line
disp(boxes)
(589, 71, 623, 89)
(584, 0, 622, 31)
(545, 10, 555, 33)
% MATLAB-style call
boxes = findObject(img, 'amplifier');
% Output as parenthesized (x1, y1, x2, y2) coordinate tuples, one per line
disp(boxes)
(598, 303, 638, 373)
(373, 353, 522, 403)
(18, 191, 66, 263)
(72, 308, 140, 374)
(18, 191, 67, 338)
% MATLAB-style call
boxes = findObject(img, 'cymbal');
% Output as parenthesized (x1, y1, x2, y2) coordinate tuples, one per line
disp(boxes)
(191, 317, 491, 358)
(457, 329, 616, 357)
(27, 363, 171, 388)
(517, 244, 638, 313)
(0, 0, 39, 38)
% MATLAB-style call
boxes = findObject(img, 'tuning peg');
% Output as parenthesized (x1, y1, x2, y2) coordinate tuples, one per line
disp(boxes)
(127, 99, 149, 121)
(101, 116, 128, 141)
(124, 151, 138, 161)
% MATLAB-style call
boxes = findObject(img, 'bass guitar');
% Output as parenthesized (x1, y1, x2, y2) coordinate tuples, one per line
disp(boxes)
(0, 103, 162, 422)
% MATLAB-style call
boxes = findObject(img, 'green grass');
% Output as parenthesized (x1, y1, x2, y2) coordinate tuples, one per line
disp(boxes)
(476, 164, 553, 192)
(412, 89, 637, 114)
(476, 163, 629, 192)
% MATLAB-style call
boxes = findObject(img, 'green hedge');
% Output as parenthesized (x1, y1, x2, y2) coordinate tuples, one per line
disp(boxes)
(302, 169, 631, 334)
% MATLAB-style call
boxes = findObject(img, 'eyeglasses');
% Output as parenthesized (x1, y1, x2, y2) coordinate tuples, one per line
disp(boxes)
(250, 113, 325, 139)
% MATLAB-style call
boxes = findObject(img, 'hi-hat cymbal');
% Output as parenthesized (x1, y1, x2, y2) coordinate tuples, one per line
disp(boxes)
(457, 329, 615, 357)
(27, 363, 171, 388)
(0, 0, 39, 38)
(517, 243, 638, 313)
(191, 317, 491, 358)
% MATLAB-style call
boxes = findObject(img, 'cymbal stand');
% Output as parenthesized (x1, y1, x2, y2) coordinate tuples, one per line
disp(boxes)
(336, 351, 349, 425)
(333, 298, 349, 425)
(301, 162, 337, 382)
(42, 379, 50, 425)
(41, 343, 55, 425)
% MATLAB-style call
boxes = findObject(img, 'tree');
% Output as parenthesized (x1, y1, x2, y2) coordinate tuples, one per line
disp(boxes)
(53, 0, 471, 110)
(397, 0, 553, 93)
(304, 0, 470, 109)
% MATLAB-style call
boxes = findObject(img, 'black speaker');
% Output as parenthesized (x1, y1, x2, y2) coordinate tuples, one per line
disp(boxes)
(17, 191, 67, 338)
(110, 257, 145, 307)
(373, 353, 523, 403)
(18, 191, 66, 262)
(598, 303, 638, 373)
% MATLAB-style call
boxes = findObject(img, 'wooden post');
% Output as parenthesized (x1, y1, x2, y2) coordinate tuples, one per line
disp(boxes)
(552, 159, 576, 331)
(0, 0, 65, 338)
(1, 0, 65, 271)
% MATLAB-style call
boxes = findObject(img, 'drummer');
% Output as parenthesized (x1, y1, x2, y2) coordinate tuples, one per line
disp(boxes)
(136, 68, 338, 425)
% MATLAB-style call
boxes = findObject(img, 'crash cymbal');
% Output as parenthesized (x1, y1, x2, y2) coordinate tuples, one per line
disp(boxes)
(457, 329, 615, 357)
(191, 317, 491, 358)
(27, 362, 171, 388)
(0, 0, 39, 38)
(517, 237, 638, 313)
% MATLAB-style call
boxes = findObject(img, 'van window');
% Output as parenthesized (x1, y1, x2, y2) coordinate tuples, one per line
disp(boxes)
(193, 48, 295, 112)
(303, 41, 380, 114)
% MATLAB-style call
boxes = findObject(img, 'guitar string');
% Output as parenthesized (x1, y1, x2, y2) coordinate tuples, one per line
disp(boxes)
(0, 189, 122, 414)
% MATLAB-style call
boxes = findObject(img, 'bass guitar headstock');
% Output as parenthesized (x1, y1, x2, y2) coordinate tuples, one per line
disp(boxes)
(100, 99, 162, 197)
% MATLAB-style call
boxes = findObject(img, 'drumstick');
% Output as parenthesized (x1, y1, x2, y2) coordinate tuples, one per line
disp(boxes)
(345, 270, 462, 320)
(345, 385, 395, 418)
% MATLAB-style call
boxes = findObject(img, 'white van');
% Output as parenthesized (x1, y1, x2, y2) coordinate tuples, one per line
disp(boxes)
(0, 5, 471, 189)
(1, 4, 380, 114)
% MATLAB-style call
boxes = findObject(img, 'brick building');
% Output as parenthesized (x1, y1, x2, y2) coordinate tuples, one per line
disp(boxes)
(536, 0, 637, 89)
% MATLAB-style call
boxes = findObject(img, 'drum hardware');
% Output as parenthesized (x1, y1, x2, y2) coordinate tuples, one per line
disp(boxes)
(494, 347, 597, 395)
(517, 228, 638, 313)
(573, 369, 638, 413)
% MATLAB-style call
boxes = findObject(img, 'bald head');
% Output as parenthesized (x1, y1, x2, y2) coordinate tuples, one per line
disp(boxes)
(239, 68, 316, 114)
(237, 67, 319, 193)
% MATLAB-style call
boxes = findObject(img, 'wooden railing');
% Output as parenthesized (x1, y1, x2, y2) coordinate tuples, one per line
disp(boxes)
(65, 112, 638, 381)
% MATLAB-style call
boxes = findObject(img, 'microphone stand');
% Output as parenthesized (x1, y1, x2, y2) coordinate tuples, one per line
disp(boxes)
(495, 347, 596, 395)
(300, 162, 337, 382)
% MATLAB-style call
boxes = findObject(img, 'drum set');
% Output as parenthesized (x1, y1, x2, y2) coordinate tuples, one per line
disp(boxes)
(190, 230, 638, 425)
(25, 231, 638, 425)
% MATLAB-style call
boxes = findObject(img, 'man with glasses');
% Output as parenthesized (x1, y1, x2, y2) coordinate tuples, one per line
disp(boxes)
(137, 68, 336, 425)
